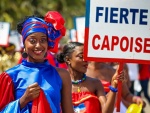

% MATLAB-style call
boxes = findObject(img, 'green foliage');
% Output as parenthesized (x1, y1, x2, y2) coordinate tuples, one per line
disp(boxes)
(0, 0, 86, 30)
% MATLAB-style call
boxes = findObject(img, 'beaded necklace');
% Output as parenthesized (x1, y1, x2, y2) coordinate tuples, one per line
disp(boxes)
(72, 74, 86, 84)
(72, 74, 86, 92)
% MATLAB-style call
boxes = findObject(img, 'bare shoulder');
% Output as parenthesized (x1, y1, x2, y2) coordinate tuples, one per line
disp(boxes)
(86, 76, 105, 95)
(55, 67, 71, 82)
(87, 76, 103, 87)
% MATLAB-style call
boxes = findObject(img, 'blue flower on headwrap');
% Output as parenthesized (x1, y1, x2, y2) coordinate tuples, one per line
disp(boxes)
(21, 11, 66, 53)
(46, 23, 61, 48)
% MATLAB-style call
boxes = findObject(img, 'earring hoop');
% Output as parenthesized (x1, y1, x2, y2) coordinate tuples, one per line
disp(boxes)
(22, 52, 28, 58)
(22, 48, 28, 58)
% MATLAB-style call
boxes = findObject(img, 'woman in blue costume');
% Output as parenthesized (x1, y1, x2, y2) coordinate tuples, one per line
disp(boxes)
(0, 11, 74, 113)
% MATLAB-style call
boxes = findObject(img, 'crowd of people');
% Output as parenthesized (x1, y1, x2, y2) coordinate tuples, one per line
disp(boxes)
(0, 10, 150, 113)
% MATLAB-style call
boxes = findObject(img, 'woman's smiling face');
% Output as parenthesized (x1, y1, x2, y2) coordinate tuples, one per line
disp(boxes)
(24, 32, 48, 63)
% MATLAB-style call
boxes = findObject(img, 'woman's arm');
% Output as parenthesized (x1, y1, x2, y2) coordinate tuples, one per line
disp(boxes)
(96, 79, 117, 113)
(123, 63, 131, 88)
(97, 64, 125, 113)
(121, 83, 146, 107)
(56, 68, 74, 113)
(121, 98, 131, 108)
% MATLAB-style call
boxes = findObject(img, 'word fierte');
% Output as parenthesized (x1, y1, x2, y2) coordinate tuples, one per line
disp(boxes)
(96, 7, 148, 25)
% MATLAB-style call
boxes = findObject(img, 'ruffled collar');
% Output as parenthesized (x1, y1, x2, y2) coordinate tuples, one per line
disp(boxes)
(22, 60, 50, 68)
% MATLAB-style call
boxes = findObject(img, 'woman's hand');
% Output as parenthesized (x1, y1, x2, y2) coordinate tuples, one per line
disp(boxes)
(133, 96, 146, 108)
(19, 82, 41, 109)
(111, 64, 126, 88)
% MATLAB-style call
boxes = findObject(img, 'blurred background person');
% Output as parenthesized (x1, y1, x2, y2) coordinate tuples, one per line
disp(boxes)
(137, 64, 150, 105)
(126, 63, 140, 95)
(86, 62, 146, 113)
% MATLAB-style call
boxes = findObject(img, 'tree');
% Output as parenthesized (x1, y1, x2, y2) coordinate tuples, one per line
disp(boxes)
(0, 0, 86, 30)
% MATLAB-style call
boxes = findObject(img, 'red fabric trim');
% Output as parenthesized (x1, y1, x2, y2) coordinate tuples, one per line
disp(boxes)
(0, 72, 52, 113)
(32, 89, 52, 113)
(100, 80, 111, 93)
(0, 72, 14, 111)
(138, 64, 150, 80)
(46, 53, 56, 66)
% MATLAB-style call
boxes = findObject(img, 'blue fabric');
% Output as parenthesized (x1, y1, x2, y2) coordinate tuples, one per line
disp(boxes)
(2, 60, 62, 113)
(0, 99, 21, 113)
(21, 17, 61, 48)
(21, 17, 47, 41)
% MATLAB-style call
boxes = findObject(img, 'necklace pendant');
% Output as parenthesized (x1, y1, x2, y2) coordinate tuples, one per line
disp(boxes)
(77, 87, 80, 92)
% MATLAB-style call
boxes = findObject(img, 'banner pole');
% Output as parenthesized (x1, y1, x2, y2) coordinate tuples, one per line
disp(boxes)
(116, 62, 124, 112)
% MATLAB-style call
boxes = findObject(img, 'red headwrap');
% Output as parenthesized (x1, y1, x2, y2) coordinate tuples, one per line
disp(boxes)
(44, 11, 66, 53)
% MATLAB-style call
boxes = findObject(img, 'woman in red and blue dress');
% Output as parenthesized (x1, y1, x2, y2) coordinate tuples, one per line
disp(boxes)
(0, 11, 74, 113)
(57, 42, 125, 113)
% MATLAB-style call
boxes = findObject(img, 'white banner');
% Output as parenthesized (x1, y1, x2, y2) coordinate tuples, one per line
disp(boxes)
(69, 29, 77, 42)
(74, 17, 85, 43)
(85, 0, 150, 63)
(0, 22, 10, 46)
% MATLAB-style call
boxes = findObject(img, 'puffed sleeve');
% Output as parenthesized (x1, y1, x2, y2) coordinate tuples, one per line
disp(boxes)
(0, 72, 23, 113)
(0, 72, 53, 113)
